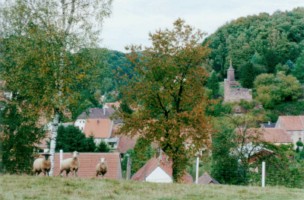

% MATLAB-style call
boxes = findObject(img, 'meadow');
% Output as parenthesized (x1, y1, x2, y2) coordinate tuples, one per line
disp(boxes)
(1, 175, 304, 200)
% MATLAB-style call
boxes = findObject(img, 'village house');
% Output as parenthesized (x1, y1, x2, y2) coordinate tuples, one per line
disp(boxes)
(275, 115, 304, 147)
(131, 154, 193, 184)
(74, 105, 118, 148)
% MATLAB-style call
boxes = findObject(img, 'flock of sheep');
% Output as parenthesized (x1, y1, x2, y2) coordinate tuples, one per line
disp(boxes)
(33, 151, 107, 177)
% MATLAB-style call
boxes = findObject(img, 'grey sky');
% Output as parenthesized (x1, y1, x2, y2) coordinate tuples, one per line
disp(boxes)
(101, 0, 304, 52)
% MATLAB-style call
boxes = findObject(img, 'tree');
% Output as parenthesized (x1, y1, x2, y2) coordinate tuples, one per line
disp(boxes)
(212, 111, 266, 185)
(116, 19, 212, 182)
(95, 141, 110, 152)
(0, 104, 44, 174)
(130, 138, 155, 175)
(206, 71, 219, 98)
(0, 0, 112, 175)
(239, 63, 257, 88)
(293, 50, 304, 83)
(254, 72, 302, 108)
(56, 125, 96, 152)
(121, 138, 155, 176)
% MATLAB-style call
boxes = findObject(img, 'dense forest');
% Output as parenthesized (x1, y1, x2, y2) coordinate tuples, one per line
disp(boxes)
(205, 7, 304, 87)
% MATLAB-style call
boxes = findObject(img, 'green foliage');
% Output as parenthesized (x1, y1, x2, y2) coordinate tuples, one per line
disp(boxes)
(254, 72, 302, 108)
(253, 144, 304, 188)
(121, 138, 155, 176)
(117, 19, 212, 182)
(264, 101, 304, 122)
(211, 119, 248, 185)
(85, 136, 97, 152)
(56, 125, 96, 152)
(239, 63, 257, 88)
(0, 104, 44, 174)
(96, 141, 111, 153)
(206, 100, 232, 117)
(293, 50, 304, 83)
(206, 8, 304, 82)
(206, 71, 219, 98)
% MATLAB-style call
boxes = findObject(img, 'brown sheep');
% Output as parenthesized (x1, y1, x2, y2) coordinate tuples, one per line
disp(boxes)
(33, 153, 51, 176)
(59, 151, 79, 177)
(96, 157, 107, 177)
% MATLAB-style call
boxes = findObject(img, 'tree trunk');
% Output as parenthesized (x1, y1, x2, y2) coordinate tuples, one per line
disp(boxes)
(171, 153, 187, 183)
(49, 112, 59, 176)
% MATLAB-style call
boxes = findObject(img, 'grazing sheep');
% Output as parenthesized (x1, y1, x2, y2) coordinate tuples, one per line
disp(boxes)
(33, 153, 51, 176)
(96, 157, 107, 177)
(59, 151, 79, 177)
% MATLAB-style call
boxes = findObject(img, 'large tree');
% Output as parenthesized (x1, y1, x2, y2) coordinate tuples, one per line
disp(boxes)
(0, 0, 112, 175)
(254, 72, 302, 108)
(116, 19, 212, 182)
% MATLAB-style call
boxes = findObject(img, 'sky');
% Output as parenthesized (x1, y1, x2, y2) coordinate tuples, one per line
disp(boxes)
(101, 0, 304, 52)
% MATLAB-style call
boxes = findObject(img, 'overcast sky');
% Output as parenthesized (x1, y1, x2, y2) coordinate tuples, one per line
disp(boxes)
(101, 0, 304, 52)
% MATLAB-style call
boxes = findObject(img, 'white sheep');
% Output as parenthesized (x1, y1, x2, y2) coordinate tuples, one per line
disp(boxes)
(33, 153, 51, 176)
(59, 151, 79, 177)
(96, 157, 107, 177)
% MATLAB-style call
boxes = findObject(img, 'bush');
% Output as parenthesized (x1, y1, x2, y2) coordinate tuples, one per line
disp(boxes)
(56, 125, 96, 152)
(95, 141, 110, 152)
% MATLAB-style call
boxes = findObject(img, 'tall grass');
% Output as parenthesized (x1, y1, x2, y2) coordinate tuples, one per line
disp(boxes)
(0, 175, 304, 200)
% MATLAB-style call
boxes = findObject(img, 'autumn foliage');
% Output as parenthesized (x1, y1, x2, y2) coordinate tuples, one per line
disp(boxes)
(116, 19, 212, 182)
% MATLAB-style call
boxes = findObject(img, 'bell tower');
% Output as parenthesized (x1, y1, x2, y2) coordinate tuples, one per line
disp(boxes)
(227, 59, 235, 82)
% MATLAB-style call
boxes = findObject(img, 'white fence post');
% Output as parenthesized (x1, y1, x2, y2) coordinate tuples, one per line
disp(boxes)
(60, 149, 63, 166)
(262, 161, 266, 188)
(195, 156, 199, 184)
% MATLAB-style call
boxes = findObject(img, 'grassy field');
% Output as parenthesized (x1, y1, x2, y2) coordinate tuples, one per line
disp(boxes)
(1, 175, 304, 200)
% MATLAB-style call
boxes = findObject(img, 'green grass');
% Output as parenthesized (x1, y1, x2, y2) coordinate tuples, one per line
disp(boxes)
(0, 175, 304, 200)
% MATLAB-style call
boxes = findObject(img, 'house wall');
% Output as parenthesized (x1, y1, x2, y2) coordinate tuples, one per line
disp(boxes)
(286, 131, 304, 148)
(145, 167, 172, 183)
(75, 119, 86, 131)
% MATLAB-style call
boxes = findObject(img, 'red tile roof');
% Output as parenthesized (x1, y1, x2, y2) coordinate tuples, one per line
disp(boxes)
(276, 116, 304, 131)
(53, 152, 122, 179)
(83, 119, 113, 138)
(117, 136, 137, 153)
(131, 155, 193, 184)
(237, 128, 292, 144)
(198, 172, 219, 184)
(261, 128, 292, 144)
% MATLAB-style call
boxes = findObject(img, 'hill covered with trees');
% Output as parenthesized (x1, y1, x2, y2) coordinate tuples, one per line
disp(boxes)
(205, 7, 304, 87)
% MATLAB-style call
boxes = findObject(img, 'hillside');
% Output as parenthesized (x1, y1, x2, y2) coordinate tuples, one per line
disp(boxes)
(205, 7, 304, 87)
(1, 175, 304, 200)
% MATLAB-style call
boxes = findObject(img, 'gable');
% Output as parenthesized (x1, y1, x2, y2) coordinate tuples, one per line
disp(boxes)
(146, 167, 172, 183)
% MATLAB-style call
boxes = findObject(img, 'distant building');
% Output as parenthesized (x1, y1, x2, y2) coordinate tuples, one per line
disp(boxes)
(275, 115, 304, 147)
(224, 62, 252, 102)
(131, 154, 193, 184)
(74, 103, 119, 148)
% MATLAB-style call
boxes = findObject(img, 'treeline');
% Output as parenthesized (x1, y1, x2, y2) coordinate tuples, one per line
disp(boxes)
(205, 7, 304, 87)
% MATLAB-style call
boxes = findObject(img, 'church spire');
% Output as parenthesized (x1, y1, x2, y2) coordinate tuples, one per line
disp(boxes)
(229, 59, 233, 69)
(227, 59, 235, 81)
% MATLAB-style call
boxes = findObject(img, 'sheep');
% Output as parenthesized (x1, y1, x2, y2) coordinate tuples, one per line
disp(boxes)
(96, 157, 107, 177)
(59, 151, 79, 177)
(33, 153, 51, 176)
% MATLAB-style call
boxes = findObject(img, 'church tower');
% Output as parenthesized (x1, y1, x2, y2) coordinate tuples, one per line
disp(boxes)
(227, 60, 235, 82)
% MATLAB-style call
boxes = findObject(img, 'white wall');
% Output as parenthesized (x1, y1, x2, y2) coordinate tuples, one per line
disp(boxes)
(146, 167, 172, 183)
(287, 131, 304, 148)
(74, 119, 86, 132)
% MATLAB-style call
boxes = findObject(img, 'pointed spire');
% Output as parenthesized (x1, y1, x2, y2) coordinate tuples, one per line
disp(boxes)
(229, 59, 233, 69)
